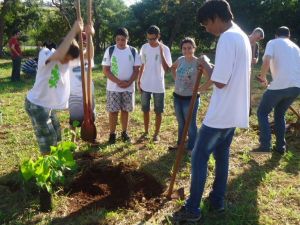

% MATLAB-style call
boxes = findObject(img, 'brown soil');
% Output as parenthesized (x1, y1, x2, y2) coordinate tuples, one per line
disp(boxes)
(63, 155, 165, 220)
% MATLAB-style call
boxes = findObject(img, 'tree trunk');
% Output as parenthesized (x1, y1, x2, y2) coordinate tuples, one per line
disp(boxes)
(0, 0, 9, 58)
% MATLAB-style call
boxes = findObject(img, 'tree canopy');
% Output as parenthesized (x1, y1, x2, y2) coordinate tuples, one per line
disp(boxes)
(1, 0, 299, 57)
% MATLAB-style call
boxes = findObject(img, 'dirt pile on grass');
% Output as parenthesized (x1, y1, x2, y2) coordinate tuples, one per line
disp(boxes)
(64, 161, 164, 216)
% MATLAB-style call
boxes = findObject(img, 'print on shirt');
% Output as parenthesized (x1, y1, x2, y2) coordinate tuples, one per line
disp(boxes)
(176, 65, 194, 93)
(111, 56, 119, 76)
(49, 64, 60, 88)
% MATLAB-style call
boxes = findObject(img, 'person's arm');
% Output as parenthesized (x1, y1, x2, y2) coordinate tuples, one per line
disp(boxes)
(257, 55, 271, 87)
(252, 43, 259, 64)
(199, 56, 226, 89)
(103, 66, 121, 85)
(159, 43, 171, 72)
(46, 19, 83, 63)
(119, 66, 140, 88)
(137, 64, 145, 92)
(171, 59, 178, 80)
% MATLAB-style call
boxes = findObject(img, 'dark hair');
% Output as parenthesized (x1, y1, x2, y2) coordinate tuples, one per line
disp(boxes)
(12, 29, 20, 36)
(115, 27, 129, 39)
(180, 37, 197, 49)
(197, 0, 233, 24)
(66, 40, 80, 59)
(43, 40, 57, 50)
(147, 25, 160, 35)
(276, 26, 290, 37)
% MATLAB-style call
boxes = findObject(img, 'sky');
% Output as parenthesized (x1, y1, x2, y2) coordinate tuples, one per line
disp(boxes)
(123, 0, 138, 6)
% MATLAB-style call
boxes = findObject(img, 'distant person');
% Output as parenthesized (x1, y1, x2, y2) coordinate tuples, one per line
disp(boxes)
(170, 37, 200, 153)
(102, 27, 141, 144)
(249, 27, 264, 65)
(138, 25, 172, 143)
(172, 0, 251, 223)
(69, 28, 96, 139)
(249, 27, 264, 115)
(25, 20, 83, 155)
(8, 29, 22, 82)
(253, 26, 300, 154)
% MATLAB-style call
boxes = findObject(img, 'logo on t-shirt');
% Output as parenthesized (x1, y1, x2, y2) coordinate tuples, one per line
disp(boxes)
(49, 64, 60, 88)
(111, 56, 119, 76)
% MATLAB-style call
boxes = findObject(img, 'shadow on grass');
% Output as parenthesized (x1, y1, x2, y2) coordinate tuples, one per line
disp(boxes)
(199, 154, 281, 225)
(0, 170, 38, 224)
(0, 76, 34, 94)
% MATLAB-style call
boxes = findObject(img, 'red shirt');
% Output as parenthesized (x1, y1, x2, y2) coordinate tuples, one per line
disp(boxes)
(9, 37, 22, 58)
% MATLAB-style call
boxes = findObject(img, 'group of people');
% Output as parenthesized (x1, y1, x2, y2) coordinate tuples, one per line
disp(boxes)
(15, 0, 299, 222)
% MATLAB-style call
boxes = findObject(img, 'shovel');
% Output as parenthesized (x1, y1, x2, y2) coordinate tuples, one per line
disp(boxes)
(166, 67, 203, 199)
(75, 0, 97, 143)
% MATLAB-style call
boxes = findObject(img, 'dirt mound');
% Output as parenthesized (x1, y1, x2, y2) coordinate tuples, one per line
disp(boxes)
(64, 162, 164, 215)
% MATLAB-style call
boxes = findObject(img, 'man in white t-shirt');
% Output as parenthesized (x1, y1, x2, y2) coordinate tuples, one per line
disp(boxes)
(173, 1, 251, 223)
(102, 27, 141, 144)
(25, 20, 83, 154)
(253, 26, 300, 154)
(138, 25, 172, 142)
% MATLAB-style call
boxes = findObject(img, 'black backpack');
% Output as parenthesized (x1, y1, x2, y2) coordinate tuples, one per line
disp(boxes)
(108, 45, 137, 61)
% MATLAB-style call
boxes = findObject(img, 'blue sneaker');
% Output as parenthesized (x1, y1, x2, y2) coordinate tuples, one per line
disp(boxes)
(172, 206, 202, 223)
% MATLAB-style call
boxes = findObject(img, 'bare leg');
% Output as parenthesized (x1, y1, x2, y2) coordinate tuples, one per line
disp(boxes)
(109, 112, 118, 134)
(144, 111, 150, 134)
(121, 111, 129, 132)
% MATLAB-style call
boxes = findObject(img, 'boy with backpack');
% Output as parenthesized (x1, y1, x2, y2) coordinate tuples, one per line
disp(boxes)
(102, 27, 141, 144)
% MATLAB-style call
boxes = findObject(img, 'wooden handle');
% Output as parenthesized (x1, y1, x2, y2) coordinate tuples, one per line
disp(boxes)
(167, 69, 203, 198)
(86, 0, 93, 109)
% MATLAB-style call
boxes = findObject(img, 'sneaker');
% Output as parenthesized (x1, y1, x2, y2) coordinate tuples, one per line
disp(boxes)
(152, 134, 160, 143)
(172, 206, 201, 223)
(251, 146, 271, 154)
(168, 145, 178, 151)
(121, 131, 131, 143)
(108, 133, 116, 144)
(140, 132, 150, 140)
(273, 146, 286, 155)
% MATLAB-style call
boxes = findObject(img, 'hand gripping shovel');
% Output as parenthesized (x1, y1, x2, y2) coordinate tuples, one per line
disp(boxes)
(75, 0, 97, 143)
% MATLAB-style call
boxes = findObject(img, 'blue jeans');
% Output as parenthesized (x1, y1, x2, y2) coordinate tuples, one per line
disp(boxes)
(185, 125, 235, 216)
(257, 87, 300, 150)
(173, 95, 200, 150)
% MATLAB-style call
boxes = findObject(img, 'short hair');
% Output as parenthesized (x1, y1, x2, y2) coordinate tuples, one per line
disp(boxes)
(147, 25, 160, 35)
(115, 27, 129, 39)
(197, 0, 234, 24)
(180, 37, 197, 49)
(66, 40, 80, 59)
(276, 26, 290, 37)
(252, 27, 265, 39)
(43, 40, 56, 50)
(12, 29, 20, 36)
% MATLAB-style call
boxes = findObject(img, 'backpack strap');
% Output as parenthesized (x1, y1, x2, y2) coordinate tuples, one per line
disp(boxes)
(129, 46, 136, 61)
(109, 45, 136, 61)
(108, 45, 115, 59)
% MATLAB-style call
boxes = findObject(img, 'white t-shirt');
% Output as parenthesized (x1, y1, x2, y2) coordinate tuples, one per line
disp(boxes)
(27, 47, 71, 109)
(203, 22, 251, 129)
(69, 57, 95, 97)
(140, 43, 172, 93)
(101, 45, 141, 92)
(263, 38, 300, 90)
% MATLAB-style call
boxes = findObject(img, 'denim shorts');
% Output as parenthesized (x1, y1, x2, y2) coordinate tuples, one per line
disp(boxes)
(141, 90, 164, 113)
(106, 91, 134, 112)
(25, 98, 61, 153)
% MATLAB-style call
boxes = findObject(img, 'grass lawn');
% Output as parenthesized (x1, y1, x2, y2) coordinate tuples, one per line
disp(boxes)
(0, 55, 299, 225)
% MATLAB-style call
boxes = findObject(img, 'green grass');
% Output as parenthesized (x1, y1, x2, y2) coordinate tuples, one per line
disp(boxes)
(0, 57, 299, 225)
